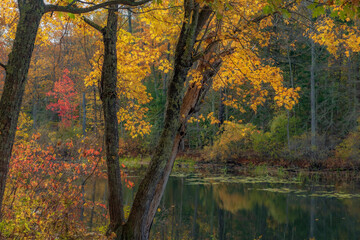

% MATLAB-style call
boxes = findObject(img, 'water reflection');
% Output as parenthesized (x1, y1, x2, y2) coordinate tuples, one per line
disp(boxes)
(84, 176, 360, 240)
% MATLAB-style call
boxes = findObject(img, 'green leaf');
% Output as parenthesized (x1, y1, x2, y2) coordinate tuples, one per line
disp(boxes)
(308, 3, 318, 10)
(216, 12, 224, 20)
(312, 6, 325, 18)
(338, 10, 346, 20)
(225, 2, 233, 11)
(263, 5, 273, 15)
(330, 11, 338, 18)
(280, 9, 291, 19)
(68, 13, 75, 19)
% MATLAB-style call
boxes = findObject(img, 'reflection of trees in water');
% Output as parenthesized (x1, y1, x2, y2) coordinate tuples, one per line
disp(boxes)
(89, 179, 96, 230)
(212, 183, 298, 224)
(212, 184, 252, 213)
(82, 177, 360, 240)
(82, 178, 108, 228)
(211, 183, 360, 240)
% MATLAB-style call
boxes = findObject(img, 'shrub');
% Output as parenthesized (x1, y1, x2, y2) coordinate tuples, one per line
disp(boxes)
(251, 130, 274, 157)
(335, 132, 360, 161)
(335, 119, 360, 162)
(1, 133, 107, 239)
(252, 113, 298, 158)
(204, 113, 302, 161)
(204, 121, 256, 161)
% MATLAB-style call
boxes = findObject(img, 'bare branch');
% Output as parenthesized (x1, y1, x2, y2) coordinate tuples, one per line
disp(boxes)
(127, 5, 182, 14)
(83, 17, 104, 33)
(45, 0, 151, 14)
(0, 62, 6, 70)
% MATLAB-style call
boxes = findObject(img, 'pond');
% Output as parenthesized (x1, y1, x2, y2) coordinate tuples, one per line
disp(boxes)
(84, 173, 360, 240)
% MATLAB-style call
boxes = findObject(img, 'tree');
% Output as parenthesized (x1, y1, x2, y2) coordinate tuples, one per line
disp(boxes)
(0, 0, 150, 218)
(84, 5, 127, 230)
(0, 1, 303, 238)
(117, 0, 213, 237)
(99, 0, 299, 237)
(83, 1, 156, 230)
(46, 68, 79, 128)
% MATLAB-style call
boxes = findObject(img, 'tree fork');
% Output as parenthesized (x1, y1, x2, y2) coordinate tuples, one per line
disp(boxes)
(117, 3, 214, 238)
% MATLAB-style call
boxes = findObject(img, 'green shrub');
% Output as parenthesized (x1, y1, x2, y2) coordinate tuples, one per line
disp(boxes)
(252, 113, 298, 158)
(251, 130, 274, 157)
(204, 113, 301, 161)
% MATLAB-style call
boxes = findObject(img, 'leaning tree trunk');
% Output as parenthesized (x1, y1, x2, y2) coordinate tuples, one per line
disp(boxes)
(118, 4, 215, 237)
(0, 0, 45, 216)
(99, 7, 125, 228)
(120, 51, 222, 240)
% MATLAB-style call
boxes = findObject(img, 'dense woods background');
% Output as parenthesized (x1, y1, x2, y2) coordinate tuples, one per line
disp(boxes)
(1, 1, 359, 163)
(1, 0, 360, 238)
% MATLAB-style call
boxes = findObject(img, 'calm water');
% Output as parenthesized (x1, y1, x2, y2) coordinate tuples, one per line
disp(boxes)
(84, 174, 360, 240)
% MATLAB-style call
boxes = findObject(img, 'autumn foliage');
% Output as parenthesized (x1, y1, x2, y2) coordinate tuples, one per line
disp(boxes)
(2, 0, 360, 237)
(46, 69, 79, 128)
(0, 133, 107, 238)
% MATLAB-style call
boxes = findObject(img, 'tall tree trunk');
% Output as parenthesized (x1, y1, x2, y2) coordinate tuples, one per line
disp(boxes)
(219, 88, 225, 127)
(93, 86, 98, 135)
(355, 53, 360, 105)
(310, 39, 316, 149)
(82, 92, 87, 136)
(119, 2, 213, 238)
(127, 8, 132, 33)
(0, 0, 44, 216)
(287, 45, 294, 150)
(309, 3, 317, 151)
(99, 7, 125, 229)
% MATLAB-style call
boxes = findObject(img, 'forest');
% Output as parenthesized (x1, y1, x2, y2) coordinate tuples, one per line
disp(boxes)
(1, 0, 360, 239)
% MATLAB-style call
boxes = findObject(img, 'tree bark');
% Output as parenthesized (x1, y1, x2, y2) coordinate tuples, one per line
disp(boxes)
(99, 7, 125, 228)
(0, 0, 45, 216)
